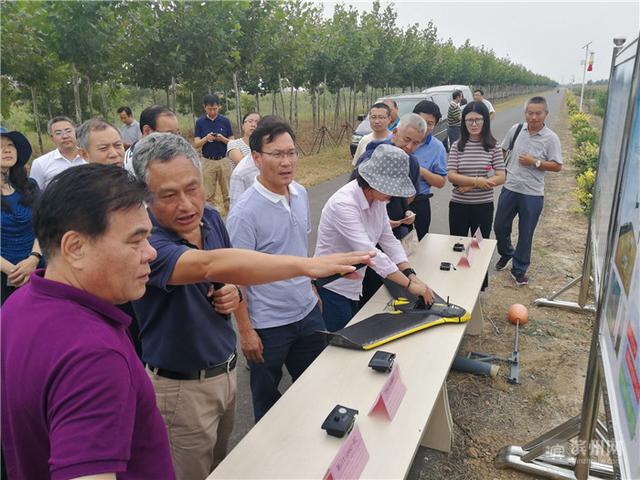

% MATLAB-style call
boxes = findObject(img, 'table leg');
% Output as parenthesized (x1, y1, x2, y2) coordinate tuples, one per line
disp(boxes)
(420, 382, 453, 453)
(466, 298, 484, 335)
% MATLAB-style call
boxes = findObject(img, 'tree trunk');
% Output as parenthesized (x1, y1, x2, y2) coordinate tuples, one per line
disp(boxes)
(71, 64, 82, 123)
(100, 83, 109, 119)
(86, 77, 94, 118)
(47, 98, 53, 120)
(289, 83, 294, 124)
(278, 73, 285, 117)
(271, 90, 276, 115)
(255, 93, 260, 114)
(224, 89, 229, 112)
(294, 88, 298, 130)
(152, 90, 157, 104)
(171, 76, 177, 111)
(165, 87, 170, 106)
(190, 90, 196, 132)
(233, 71, 242, 134)
(333, 87, 340, 131)
(30, 86, 43, 154)
(322, 74, 327, 127)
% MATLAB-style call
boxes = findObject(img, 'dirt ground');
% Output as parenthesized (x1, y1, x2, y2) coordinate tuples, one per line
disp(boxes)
(407, 96, 599, 479)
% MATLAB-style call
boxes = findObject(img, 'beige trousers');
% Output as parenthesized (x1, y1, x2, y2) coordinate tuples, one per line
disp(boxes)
(148, 369, 237, 480)
(202, 158, 231, 213)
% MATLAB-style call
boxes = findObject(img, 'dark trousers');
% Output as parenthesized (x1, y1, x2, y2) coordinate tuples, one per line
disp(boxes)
(449, 201, 494, 290)
(249, 304, 326, 422)
(447, 125, 461, 145)
(411, 194, 432, 241)
(493, 188, 544, 276)
(449, 201, 494, 239)
(317, 286, 361, 332)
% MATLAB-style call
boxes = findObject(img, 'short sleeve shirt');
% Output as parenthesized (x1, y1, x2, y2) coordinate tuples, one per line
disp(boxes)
(195, 115, 234, 159)
(501, 123, 563, 196)
(132, 205, 237, 371)
(1, 271, 174, 480)
(120, 121, 142, 146)
(226, 181, 318, 328)
(447, 140, 505, 204)
(413, 135, 448, 196)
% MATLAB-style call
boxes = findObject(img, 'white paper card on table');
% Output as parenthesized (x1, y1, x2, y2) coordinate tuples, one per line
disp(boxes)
(323, 426, 369, 480)
(457, 244, 474, 268)
(470, 227, 483, 249)
(368, 364, 407, 421)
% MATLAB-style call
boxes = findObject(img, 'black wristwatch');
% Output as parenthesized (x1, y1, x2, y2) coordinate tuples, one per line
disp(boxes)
(29, 252, 43, 260)
(235, 285, 244, 303)
(402, 267, 416, 278)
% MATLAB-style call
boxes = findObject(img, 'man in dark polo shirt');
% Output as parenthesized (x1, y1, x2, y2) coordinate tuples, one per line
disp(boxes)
(130, 132, 374, 480)
(1, 164, 175, 479)
(194, 94, 234, 214)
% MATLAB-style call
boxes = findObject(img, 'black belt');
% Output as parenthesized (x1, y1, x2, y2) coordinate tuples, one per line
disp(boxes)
(204, 155, 225, 160)
(148, 352, 237, 380)
(415, 193, 434, 199)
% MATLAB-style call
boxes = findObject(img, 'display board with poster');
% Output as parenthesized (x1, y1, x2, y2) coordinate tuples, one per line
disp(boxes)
(598, 79, 640, 479)
(590, 39, 638, 297)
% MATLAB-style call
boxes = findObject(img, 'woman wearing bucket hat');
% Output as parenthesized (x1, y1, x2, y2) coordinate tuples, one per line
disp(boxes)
(315, 144, 435, 332)
(1, 127, 42, 303)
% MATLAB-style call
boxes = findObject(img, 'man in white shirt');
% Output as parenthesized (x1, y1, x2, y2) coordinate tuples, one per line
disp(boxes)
(473, 89, 496, 120)
(352, 102, 392, 166)
(29, 116, 86, 189)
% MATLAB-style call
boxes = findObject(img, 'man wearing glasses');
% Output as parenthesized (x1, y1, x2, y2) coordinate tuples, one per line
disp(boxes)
(30, 116, 85, 188)
(352, 102, 392, 165)
(226, 120, 326, 422)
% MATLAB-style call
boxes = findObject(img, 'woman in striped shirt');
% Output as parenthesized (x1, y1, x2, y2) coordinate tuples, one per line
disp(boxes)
(447, 101, 505, 240)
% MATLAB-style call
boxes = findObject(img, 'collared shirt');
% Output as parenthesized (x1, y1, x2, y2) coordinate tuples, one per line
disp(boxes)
(315, 180, 407, 300)
(132, 205, 236, 371)
(120, 121, 142, 146)
(388, 117, 399, 132)
(413, 134, 448, 196)
(352, 132, 391, 166)
(229, 153, 259, 211)
(352, 139, 421, 239)
(195, 114, 233, 159)
(501, 123, 563, 196)
(481, 98, 495, 114)
(226, 180, 318, 329)
(29, 148, 86, 188)
(1, 270, 174, 480)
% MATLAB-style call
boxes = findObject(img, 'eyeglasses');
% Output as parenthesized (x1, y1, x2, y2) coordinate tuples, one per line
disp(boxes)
(465, 118, 484, 126)
(260, 150, 298, 160)
(52, 128, 74, 136)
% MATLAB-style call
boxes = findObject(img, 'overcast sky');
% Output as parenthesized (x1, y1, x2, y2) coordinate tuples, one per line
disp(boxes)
(319, 1, 639, 84)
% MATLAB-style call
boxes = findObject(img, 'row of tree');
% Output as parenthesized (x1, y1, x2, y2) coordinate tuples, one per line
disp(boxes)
(2, 0, 556, 150)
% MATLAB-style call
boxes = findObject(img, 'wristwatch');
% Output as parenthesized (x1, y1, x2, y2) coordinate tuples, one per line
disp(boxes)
(535, 159, 542, 169)
(402, 267, 416, 278)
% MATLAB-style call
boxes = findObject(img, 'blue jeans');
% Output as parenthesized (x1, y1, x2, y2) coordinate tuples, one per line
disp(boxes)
(493, 188, 544, 276)
(249, 304, 326, 422)
(317, 286, 361, 332)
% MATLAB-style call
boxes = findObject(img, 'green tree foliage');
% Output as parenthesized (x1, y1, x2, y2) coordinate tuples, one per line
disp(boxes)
(1, 0, 556, 130)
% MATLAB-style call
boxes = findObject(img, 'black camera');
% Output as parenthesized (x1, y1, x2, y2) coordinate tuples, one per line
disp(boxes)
(368, 351, 395, 373)
(321, 405, 358, 438)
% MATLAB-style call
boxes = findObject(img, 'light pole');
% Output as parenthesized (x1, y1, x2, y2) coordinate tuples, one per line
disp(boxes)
(579, 41, 592, 112)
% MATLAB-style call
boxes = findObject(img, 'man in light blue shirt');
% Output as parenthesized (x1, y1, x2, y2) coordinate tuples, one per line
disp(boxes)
(226, 120, 325, 422)
(411, 100, 448, 239)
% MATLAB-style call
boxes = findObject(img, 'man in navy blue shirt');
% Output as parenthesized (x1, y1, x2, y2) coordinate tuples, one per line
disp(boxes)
(194, 94, 234, 214)
(130, 132, 374, 480)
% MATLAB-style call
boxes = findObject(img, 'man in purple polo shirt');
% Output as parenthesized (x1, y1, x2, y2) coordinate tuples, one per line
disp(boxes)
(1, 164, 175, 479)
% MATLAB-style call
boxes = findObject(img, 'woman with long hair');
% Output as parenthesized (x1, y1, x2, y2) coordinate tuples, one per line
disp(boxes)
(1, 127, 42, 303)
(447, 101, 505, 240)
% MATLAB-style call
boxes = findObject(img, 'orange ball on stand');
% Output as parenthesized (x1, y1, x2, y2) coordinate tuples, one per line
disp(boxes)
(508, 303, 529, 325)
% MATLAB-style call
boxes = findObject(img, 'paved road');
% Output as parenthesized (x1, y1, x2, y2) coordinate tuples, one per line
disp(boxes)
(229, 89, 564, 451)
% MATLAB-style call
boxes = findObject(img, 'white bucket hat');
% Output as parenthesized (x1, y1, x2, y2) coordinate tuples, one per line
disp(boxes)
(358, 144, 415, 198)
